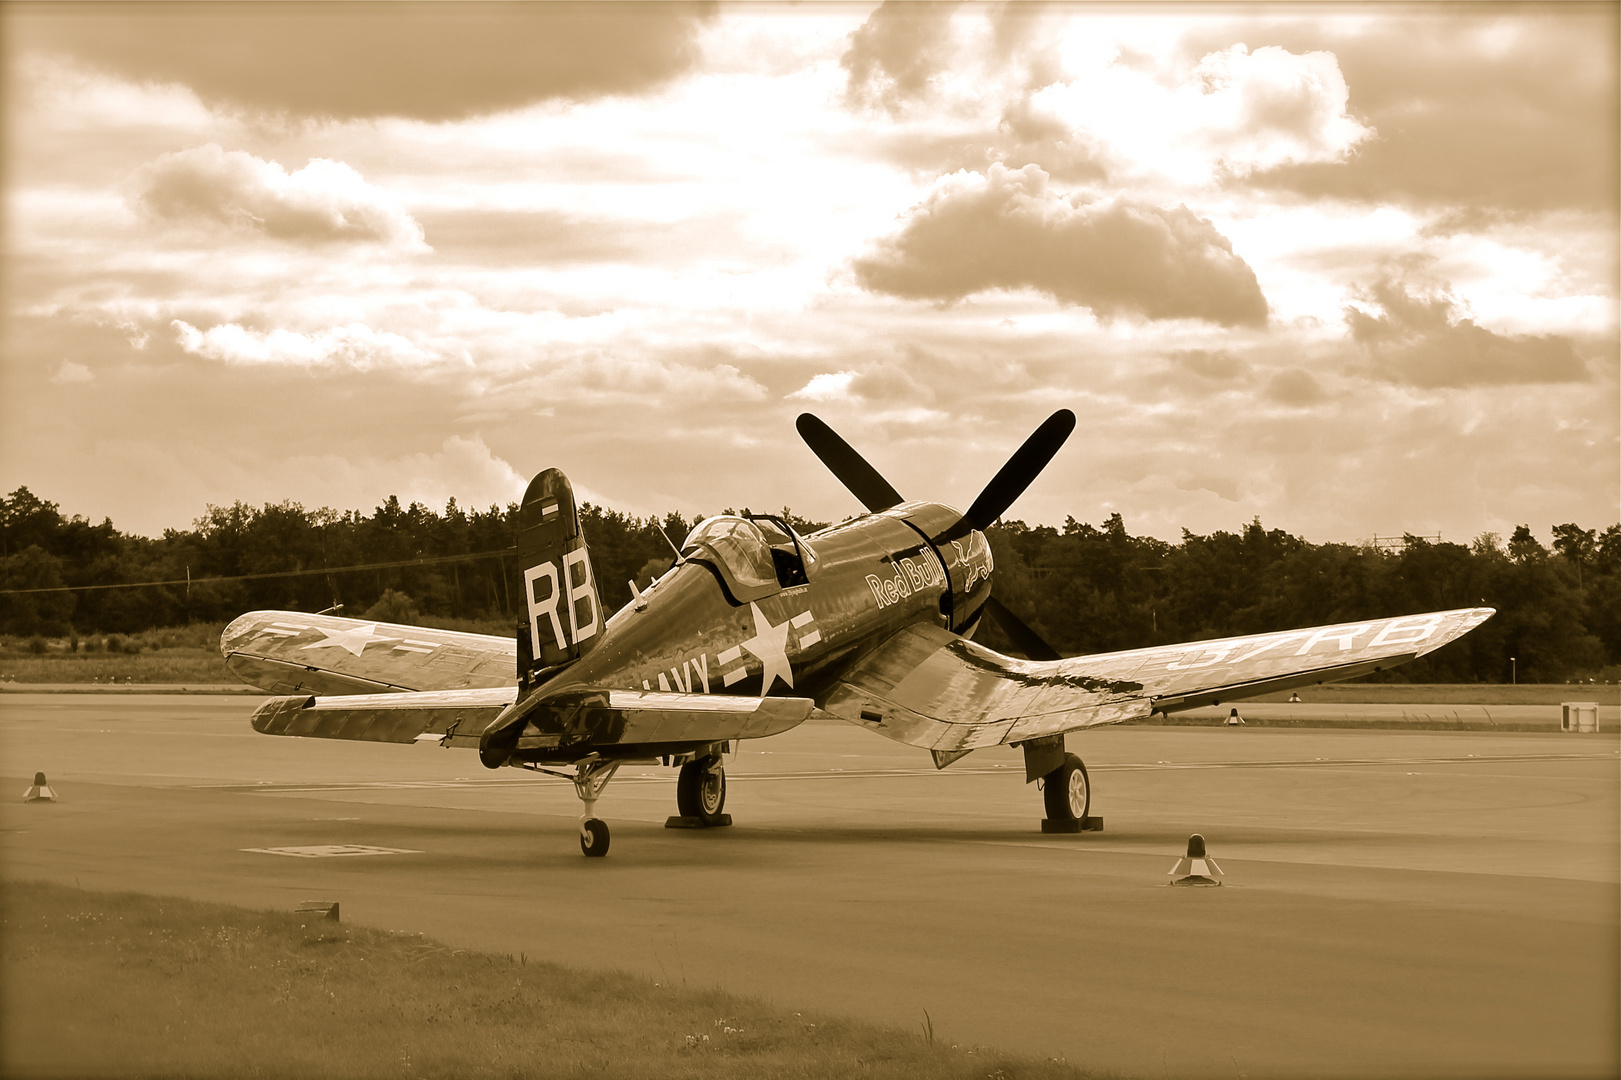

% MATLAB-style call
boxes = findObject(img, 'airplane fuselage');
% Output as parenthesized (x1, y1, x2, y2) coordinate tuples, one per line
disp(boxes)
(538, 501, 993, 706)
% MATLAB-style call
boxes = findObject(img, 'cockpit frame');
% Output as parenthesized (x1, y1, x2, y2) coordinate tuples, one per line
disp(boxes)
(679, 514, 815, 605)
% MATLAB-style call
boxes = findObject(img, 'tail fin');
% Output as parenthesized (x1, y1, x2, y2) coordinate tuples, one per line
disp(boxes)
(516, 468, 603, 689)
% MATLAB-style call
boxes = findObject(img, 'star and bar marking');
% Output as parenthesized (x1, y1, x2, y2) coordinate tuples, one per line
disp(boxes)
(247, 621, 443, 658)
(645, 603, 821, 696)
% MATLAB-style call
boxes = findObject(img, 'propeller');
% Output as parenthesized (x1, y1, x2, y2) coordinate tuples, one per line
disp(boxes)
(963, 410, 1076, 531)
(982, 596, 1060, 662)
(795, 413, 905, 513)
(796, 409, 1075, 661)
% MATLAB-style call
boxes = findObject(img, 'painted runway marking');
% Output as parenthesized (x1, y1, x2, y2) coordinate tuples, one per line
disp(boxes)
(242, 844, 422, 858)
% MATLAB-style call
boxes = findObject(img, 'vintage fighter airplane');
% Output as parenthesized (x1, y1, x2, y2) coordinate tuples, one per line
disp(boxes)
(224, 410, 1493, 856)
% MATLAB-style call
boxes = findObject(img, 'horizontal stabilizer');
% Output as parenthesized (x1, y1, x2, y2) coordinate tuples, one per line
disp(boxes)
(483, 688, 816, 757)
(251, 684, 814, 757)
(250, 687, 516, 746)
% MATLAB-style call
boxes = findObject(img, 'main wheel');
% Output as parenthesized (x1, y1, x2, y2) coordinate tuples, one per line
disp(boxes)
(677, 758, 727, 824)
(1042, 753, 1090, 822)
(580, 817, 610, 857)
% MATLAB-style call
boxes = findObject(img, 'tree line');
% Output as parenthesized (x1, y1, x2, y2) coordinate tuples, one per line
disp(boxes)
(1, 486, 1615, 682)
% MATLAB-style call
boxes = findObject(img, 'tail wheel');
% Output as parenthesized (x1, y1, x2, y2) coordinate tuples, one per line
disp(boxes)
(580, 818, 610, 857)
(677, 758, 727, 824)
(1042, 754, 1090, 821)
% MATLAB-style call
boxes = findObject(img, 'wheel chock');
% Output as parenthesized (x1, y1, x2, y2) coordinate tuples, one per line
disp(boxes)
(1168, 833, 1223, 886)
(23, 772, 56, 802)
(1040, 815, 1101, 834)
(664, 814, 732, 829)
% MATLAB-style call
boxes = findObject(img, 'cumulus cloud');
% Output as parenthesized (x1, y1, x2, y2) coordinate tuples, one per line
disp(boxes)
(788, 371, 858, 402)
(853, 164, 1269, 326)
(841, 1, 962, 112)
(136, 145, 425, 247)
(50, 360, 94, 385)
(1238, 13, 1618, 211)
(1345, 274, 1589, 388)
(376, 435, 528, 512)
(994, 42, 1370, 188)
(15, 4, 713, 120)
(1190, 44, 1370, 175)
(173, 321, 435, 371)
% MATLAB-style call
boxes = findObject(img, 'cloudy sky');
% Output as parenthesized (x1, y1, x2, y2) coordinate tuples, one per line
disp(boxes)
(3, 2, 1616, 545)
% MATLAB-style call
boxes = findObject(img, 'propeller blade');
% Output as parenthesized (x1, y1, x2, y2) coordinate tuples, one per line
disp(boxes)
(796, 413, 906, 514)
(983, 595, 1060, 662)
(962, 409, 1076, 531)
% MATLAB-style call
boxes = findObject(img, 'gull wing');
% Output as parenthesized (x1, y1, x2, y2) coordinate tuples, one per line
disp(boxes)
(818, 607, 1495, 754)
(221, 610, 516, 695)
(250, 686, 813, 754)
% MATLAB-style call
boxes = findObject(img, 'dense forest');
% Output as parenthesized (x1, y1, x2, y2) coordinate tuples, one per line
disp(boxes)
(1, 486, 1615, 683)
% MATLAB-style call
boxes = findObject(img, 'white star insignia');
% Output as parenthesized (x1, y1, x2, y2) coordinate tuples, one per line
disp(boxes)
(300, 622, 383, 657)
(739, 602, 793, 696)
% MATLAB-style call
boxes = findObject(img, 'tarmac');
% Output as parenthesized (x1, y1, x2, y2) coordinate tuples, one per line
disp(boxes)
(2, 692, 1617, 1079)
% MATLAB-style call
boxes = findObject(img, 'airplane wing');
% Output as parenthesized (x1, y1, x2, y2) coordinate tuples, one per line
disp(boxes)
(221, 610, 516, 695)
(249, 686, 813, 753)
(818, 607, 1495, 757)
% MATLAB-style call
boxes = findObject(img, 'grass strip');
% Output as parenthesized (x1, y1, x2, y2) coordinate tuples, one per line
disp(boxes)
(0, 651, 236, 685)
(2, 879, 1107, 1080)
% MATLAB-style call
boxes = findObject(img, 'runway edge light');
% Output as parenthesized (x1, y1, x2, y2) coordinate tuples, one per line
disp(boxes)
(1169, 833, 1223, 886)
(23, 772, 56, 802)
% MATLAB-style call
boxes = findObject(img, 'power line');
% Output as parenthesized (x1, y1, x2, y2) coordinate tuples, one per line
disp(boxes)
(0, 547, 516, 596)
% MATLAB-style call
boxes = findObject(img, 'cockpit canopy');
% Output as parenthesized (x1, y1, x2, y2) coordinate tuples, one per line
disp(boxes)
(681, 514, 810, 602)
(682, 516, 777, 590)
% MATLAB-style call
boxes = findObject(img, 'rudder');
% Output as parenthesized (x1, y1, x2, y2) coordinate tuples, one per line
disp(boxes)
(516, 468, 603, 690)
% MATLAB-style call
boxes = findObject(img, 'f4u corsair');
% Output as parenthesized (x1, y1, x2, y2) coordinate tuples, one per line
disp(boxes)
(225, 411, 1493, 856)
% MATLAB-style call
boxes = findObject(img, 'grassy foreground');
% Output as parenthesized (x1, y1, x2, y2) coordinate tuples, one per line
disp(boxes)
(2, 880, 1103, 1080)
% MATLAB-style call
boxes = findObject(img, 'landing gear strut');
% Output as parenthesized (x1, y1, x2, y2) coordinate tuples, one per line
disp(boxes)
(572, 758, 621, 857)
(666, 755, 731, 829)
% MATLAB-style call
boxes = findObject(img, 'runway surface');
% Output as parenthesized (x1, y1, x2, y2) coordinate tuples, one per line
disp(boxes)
(3, 693, 1617, 1079)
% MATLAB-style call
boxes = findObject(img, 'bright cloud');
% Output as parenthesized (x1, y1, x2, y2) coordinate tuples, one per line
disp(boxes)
(788, 371, 858, 401)
(1021, 43, 1371, 187)
(172, 320, 436, 370)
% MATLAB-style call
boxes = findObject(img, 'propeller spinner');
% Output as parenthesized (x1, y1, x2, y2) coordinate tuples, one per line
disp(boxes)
(796, 409, 1075, 662)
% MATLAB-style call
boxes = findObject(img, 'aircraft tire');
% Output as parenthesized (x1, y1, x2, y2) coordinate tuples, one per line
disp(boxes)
(580, 818, 610, 857)
(676, 759, 727, 824)
(1042, 754, 1090, 822)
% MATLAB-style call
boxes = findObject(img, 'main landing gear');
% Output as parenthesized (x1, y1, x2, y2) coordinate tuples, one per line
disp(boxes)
(666, 755, 731, 829)
(1022, 736, 1103, 834)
